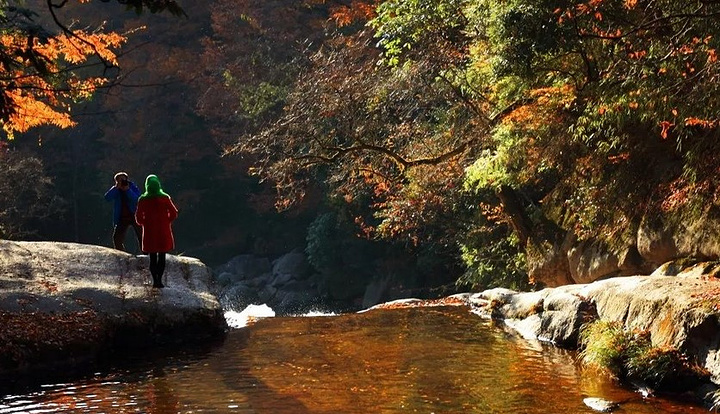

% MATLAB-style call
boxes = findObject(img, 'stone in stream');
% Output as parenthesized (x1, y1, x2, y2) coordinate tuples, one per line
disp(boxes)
(583, 397, 619, 412)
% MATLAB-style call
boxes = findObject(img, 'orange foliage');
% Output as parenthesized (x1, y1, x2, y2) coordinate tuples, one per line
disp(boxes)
(707, 49, 718, 63)
(1, 25, 127, 139)
(503, 84, 575, 129)
(37, 31, 125, 65)
(685, 117, 718, 128)
(659, 179, 710, 212)
(628, 50, 647, 59)
(371, 296, 467, 310)
(330, 1, 379, 27)
(659, 120, 674, 139)
(3, 89, 76, 133)
(479, 202, 507, 224)
(607, 152, 630, 164)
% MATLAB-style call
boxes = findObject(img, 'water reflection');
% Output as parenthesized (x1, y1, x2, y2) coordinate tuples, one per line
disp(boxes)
(0, 306, 708, 413)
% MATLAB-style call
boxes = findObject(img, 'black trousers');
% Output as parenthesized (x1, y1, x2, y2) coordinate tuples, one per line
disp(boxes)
(112, 220, 142, 252)
(149, 252, 167, 287)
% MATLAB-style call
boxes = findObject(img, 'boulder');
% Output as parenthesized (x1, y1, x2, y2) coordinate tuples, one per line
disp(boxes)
(213, 249, 329, 316)
(274, 287, 318, 314)
(0, 240, 226, 377)
(215, 271, 242, 287)
(469, 274, 720, 387)
(272, 249, 310, 280)
(567, 240, 620, 284)
(214, 254, 271, 281)
(218, 283, 258, 311)
(530, 210, 720, 287)
(527, 239, 574, 287)
(636, 218, 680, 267)
(470, 287, 593, 347)
(362, 276, 391, 309)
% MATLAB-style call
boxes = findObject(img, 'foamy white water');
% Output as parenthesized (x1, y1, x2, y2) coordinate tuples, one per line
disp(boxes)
(296, 310, 337, 317)
(224, 304, 275, 328)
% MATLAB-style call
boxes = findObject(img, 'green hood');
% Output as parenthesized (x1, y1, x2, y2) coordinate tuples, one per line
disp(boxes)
(140, 174, 170, 199)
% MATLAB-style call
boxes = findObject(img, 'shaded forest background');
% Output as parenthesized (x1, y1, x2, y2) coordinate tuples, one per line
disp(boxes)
(4, 0, 720, 298)
(2, 0, 461, 300)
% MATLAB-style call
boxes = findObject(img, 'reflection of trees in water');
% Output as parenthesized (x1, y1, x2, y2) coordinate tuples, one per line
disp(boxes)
(3, 307, 706, 413)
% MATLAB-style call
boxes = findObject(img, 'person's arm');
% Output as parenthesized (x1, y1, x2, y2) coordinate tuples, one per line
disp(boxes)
(104, 186, 118, 201)
(167, 198, 179, 222)
(135, 200, 146, 225)
(128, 182, 141, 201)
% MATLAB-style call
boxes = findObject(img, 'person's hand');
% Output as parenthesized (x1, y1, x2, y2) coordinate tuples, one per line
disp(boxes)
(115, 178, 130, 190)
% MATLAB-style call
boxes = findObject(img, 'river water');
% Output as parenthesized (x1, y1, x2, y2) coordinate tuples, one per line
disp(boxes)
(0, 306, 707, 413)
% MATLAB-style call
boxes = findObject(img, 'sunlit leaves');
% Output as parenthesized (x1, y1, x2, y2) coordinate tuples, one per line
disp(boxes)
(330, 0, 379, 27)
(0, 5, 129, 139)
(370, 0, 470, 67)
(216, 0, 720, 288)
(38, 31, 126, 65)
(0, 0, 185, 139)
(3, 89, 76, 133)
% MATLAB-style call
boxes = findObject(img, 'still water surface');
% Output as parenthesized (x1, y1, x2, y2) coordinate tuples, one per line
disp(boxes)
(0, 306, 707, 413)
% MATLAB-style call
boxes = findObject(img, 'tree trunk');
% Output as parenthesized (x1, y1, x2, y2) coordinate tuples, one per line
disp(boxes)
(496, 185, 535, 246)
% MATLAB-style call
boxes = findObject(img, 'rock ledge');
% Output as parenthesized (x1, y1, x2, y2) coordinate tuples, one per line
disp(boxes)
(0, 240, 227, 378)
(467, 272, 720, 408)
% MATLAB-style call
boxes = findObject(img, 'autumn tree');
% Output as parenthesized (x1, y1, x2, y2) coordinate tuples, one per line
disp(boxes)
(195, 0, 468, 293)
(0, 0, 183, 139)
(0, 0, 226, 256)
(219, 0, 720, 290)
(463, 0, 720, 263)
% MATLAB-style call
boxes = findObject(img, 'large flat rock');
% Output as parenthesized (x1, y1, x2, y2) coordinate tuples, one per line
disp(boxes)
(0, 240, 227, 376)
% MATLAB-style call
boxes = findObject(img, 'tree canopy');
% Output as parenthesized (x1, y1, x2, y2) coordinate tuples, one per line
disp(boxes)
(217, 0, 720, 288)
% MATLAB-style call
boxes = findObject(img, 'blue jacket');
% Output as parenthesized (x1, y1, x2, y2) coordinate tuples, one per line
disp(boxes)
(104, 182, 141, 225)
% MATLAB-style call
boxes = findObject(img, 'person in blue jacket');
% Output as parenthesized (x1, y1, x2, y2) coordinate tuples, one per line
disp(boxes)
(104, 171, 142, 252)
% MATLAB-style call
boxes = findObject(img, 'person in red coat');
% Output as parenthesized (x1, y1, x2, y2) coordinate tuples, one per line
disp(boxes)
(135, 174, 179, 288)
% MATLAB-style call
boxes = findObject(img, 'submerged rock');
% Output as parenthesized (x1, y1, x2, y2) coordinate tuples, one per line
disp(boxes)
(0, 240, 226, 377)
(583, 397, 618, 412)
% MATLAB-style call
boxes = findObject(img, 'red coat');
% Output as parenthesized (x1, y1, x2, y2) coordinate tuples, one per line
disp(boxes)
(135, 196, 178, 253)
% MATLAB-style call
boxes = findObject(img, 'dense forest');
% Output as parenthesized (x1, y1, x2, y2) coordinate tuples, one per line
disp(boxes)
(3, 0, 720, 297)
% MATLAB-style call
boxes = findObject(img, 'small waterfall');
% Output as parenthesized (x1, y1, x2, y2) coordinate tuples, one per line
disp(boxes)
(223, 304, 340, 328)
(224, 304, 276, 328)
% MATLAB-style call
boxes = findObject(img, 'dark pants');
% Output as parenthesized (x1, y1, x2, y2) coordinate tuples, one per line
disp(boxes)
(112, 220, 142, 252)
(150, 252, 167, 287)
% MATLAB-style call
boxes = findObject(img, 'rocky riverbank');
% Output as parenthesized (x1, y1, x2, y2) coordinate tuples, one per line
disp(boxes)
(0, 240, 227, 382)
(461, 264, 720, 410)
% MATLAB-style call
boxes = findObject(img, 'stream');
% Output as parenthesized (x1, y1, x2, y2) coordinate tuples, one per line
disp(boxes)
(0, 305, 707, 413)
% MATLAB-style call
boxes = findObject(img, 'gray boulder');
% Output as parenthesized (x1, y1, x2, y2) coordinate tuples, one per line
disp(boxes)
(214, 250, 324, 315)
(272, 250, 310, 280)
(469, 273, 720, 403)
(215, 254, 271, 281)
(219, 283, 258, 311)
(470, 287, 592, 347)
(0, 240, 226, 376)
